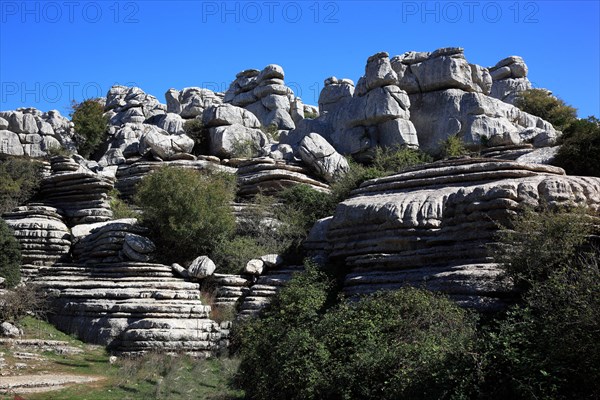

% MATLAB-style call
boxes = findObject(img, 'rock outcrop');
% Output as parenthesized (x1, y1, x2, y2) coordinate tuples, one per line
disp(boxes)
(166, 87, 223, 118)
(489, 56, 532, 105)
(0, 108, 75, 157)
(104, 86, 166, 126)
(390, 48, 558, 152)
(317, 159, 600, 311)
(236, 158, 330, 197)
(224, 65, 296, 130)
(282, 53, 419, 160)
(38, 157, 114, 226)
(35, 262, 224, 356)
(70, 219, 154, 264)
(2, 205, 71, 279)
(298, 133, 349, 183)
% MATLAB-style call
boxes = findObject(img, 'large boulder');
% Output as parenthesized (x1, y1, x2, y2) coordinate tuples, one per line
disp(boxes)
(139, 125, 194, 160)
(208, 124, 267, 158)
(298, 133, 349, 183)
(489, 56, 532, 104)
(105, 86, 166, 126)
(188, 256, 216, 279)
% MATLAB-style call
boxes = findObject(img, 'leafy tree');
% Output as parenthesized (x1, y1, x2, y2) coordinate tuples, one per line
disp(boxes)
(70, 98, 108, 158)
(0, 157, 43, 214)
(438, 135, 469, 159)
(134, 167, 236, 264)
(553, 116, 600, 177)
(515, 89, 578, 131)
(183, 118, 208, 155)
(0, 219, 21, 288)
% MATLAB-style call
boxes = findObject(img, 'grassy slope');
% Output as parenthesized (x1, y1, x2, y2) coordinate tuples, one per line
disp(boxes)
(1, 317, 243, 400)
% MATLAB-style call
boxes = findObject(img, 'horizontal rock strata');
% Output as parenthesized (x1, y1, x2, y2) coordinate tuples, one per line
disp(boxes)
(323, 159, 600, 311)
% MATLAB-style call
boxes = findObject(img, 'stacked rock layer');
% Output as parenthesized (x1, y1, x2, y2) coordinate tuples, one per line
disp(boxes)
(321, 159, 600, 311)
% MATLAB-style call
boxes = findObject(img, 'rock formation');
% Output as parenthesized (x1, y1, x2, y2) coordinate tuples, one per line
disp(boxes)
(223, 65, 296, 130)
(38, 157, 114, 226)
(282, 53, 419, 160)
(0, 108, 75, 157)
(390, 48, 557, 152)
(316, 159, 600, 311)
(2, 205, 71, 279)
(489, 56, 532, 105)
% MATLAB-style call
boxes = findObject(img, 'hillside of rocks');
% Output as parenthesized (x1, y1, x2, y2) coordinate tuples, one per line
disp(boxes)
(1, 47, 598, 356)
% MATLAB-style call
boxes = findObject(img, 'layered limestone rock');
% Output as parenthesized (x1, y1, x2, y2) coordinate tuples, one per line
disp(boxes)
(39, 157, 114, 226)
(35, 262, 223, 356)
(2, 205, 71, 279)
(236, 157, 330, 197)
(115, 159, 235, 200)
(282, 53, 419, 160)
(104, 86, 166, 126)
(0, 108, 75, 157)
(298, 133, 349, 183)
(390, 48, 557, 152)
(223, 65, 296, 130)
(71, 219, 155, 264)
(489, 56, 532, 105)
(209, 274, 252, 307)
(318, 159, 600, 311)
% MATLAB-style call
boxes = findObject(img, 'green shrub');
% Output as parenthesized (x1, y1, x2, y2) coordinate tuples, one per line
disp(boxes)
(134, 167, 236, 264)
(277, 185, 336, 232)
(494, 206, 593, 288)
(371, 145, 433, 173)
(553, 116, 600, 177)
(211, 236, 268, 274)
(231, 138, 261, 159)
(304, 110, 318, 119)
(515, 89, 578, 131)
(70, 98, 109, 158)
(0, 219, 21, 288)
(183, 118, 209, 155)
(0, 157, 43, 214)
(438, 135, 469, 159)
(330, 159, 385, 203)
(478, 207, 600, 399)
(235, 264, 477, 400)
(260, 124, 279, 141)
(108, 189, 139, 219)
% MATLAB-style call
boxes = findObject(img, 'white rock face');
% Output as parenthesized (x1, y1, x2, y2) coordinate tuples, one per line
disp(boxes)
(1, 322, 22, 338)
(105, 85, 166, 126)
(203, 104, 261, 129)
(299, 133, 349, 183)
(188, 256, 216, 279)
(489, 56, 532, 104)
(0, 108, 76, 157)
(138, 125, 194, 160)
(167, 87, 223, 118)
(224, 64, 296, 130)
(244, 259, 265, 276)
(208, 124, 267, 158)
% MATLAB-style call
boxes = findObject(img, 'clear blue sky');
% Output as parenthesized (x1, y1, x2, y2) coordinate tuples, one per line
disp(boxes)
(1, 1, 599, 118)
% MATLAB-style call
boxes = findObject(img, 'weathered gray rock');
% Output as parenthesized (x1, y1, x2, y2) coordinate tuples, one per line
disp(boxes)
(0, 130, 24, 156)
(188, 256, 216, 279)
(208, 124, 267, 158)
(2, 205, 71, 279)
(203, 104, 261, 128)
(515, 146, 560, 165)
(154, 113, 186, 135)
(260, 254, 283, 268)
(1, 322, 21, 338)
(408, 89, 559, 152)
(489, 56, 532, 104)
(105, 86, 166, 126)
(299, 133, 349, 183)
(244, 259, 264, 276)
(315, 159, 600, 311)
(139, 126, 194, 160)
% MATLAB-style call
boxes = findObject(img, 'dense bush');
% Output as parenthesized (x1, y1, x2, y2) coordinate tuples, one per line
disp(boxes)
(134, 167, 236, 264)
(0, 157, 43, 214)
(70, 98, 109, 158)
(515, 88, 578, 131)
(478, 207, 600, 399)
(211, 236, 269, 274)
(277, 185, 336, 232)
(0, 219, 21, 288)
(235, 264, 477, 400)
(0, 284, 49, 322)
(183, 118, 209, 155)
(371, 145, 433, 173)
(553, 116, 600, 177)
(438, 135, 469, 159)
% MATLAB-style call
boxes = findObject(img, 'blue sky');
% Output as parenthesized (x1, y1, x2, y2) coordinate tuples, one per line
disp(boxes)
(1, 1, 599, 118)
